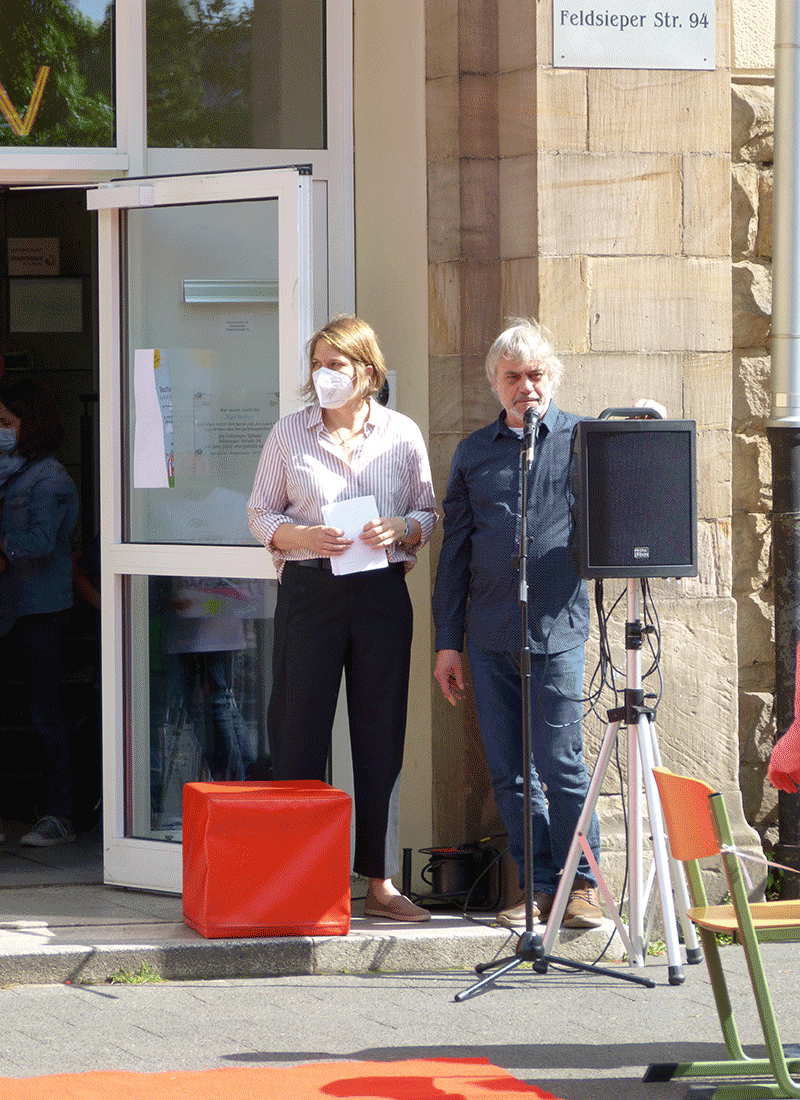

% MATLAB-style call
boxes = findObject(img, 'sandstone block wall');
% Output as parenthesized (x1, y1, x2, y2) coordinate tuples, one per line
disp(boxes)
(731, 80, 777, 841)
(427, 0, 754, 902)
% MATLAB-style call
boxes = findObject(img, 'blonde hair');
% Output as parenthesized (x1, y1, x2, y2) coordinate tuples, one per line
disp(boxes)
(300, 316, 387, 404)
(485, 317, 564, 392)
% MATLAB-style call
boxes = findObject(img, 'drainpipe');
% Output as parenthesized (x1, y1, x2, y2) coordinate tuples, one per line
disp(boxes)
(767, 0, 800, 896)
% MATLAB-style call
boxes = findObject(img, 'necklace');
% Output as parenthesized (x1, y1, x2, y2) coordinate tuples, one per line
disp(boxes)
(333, 429, 361, 451)
(330, 423, 365, 450)
(324, 403, 369, 452)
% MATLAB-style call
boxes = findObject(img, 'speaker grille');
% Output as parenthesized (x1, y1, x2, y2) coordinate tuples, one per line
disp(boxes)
(572, 420, 697, 579)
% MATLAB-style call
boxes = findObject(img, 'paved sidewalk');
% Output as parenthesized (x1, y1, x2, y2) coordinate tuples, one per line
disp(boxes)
(0, 825, 625, 986)
(1, 947, 798, 1099)
(1, 826, 799, 1099)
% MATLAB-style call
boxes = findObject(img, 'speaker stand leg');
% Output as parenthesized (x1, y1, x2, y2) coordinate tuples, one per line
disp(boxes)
(543, 580, 697, 983)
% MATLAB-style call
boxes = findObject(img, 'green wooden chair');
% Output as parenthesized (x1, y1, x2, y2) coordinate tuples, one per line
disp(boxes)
(645, 766, 800, 1099)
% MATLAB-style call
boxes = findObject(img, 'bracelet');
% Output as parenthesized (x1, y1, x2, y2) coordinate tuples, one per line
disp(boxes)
(398, 516, 410, 543)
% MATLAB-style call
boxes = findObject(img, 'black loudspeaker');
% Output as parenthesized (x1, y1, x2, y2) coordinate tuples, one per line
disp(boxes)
(571, 416, 698, 579)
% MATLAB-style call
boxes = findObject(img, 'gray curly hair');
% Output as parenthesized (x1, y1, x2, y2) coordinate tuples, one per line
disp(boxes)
(485, 318, 564, 392)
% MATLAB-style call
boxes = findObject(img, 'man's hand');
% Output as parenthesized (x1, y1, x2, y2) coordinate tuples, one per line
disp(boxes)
(768, 722, 800, 793)
(434, 649, 465, 705)
(633, 397, 667, 419)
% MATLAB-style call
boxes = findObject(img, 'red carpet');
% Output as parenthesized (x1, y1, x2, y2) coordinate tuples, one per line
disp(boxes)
(1, 1058, 562, 1099)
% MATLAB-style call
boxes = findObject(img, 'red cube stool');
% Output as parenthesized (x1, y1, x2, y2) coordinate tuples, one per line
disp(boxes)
(182, 780, 352, 938)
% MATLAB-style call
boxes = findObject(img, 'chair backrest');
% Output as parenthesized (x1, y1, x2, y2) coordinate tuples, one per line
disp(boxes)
(653, 766, 721, 863)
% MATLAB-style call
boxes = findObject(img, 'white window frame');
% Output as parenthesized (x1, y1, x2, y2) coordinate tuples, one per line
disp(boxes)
(90, 166, 312, 892)
(0, 0, 353, 317)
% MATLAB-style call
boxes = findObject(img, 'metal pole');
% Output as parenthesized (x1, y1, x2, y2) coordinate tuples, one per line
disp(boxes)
(767, 0, 800, 895)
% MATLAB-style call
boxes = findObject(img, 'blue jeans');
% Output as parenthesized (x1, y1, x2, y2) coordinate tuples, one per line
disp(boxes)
(466, 641, 600, 894)
(177, 653, 256, 780)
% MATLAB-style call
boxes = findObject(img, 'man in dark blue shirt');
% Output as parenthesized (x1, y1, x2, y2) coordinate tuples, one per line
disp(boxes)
(432, 318, 601, 929)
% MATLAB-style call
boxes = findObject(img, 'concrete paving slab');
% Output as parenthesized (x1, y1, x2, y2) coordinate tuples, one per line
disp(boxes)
(0, 884, 182, 925)
(0, 899, 628, 985)
(1, 948, 799, 1100)
(3, 823, 796, 1100)
(0, 825, 638, 987)
(0, 827, 103, 888)
(1, 833, 797, 1099)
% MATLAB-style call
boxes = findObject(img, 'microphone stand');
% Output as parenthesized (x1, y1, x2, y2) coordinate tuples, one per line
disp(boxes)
(517, 406, 541, 958)
(454, 406, 655, 1001)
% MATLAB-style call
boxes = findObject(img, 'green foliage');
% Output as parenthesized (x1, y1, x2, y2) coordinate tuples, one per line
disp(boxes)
(107, 962, 164, 984)
(713, 891, 734, 945)
(0, 0, 114, 147)
(146, 0, 253, 148)
(766, 866, 784, 901)
(0, 0, 318, 151)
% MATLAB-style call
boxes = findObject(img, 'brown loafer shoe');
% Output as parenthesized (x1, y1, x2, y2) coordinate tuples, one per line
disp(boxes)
(364, 893, 431, 922)
(496, 899, 527, 928)
(496, 892, 554, 928)
(535, 891, 555, 921)
(563, 877, 603, 928)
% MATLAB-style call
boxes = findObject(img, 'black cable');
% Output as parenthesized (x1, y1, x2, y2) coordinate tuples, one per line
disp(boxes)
(453, 844, 507, 922)
(410, 836, 507, 917)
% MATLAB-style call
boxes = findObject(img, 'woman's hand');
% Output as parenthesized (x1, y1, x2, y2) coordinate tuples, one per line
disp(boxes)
(271, 521, 352, 556)
(360, 516, 404, 550)
(304, 525, 353, 556)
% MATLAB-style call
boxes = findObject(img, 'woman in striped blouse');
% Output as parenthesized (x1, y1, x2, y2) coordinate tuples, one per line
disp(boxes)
(247, 316, 438, 922)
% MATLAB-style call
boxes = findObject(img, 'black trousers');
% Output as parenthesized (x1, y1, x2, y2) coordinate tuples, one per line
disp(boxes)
(13, 608, 75, 819)
(269, 561, 413, 879)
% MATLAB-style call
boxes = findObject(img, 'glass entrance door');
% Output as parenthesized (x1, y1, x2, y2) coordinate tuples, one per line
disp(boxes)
(90, 167, 311, 892)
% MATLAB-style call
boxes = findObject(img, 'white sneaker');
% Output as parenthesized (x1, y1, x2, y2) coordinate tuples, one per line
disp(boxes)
(20, 816, 76, 847)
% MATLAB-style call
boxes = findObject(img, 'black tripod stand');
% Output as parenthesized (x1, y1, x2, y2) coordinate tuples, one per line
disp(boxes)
(455, 409, 656, 1002)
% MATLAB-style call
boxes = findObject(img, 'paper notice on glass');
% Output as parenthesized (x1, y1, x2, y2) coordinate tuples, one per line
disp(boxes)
(133, 348, 171, 488)
(321, 495, 388, 576)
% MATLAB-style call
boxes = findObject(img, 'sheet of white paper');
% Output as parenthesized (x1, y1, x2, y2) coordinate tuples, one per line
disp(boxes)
(133, 348, 169, 488)
(321, 495, 389, 576)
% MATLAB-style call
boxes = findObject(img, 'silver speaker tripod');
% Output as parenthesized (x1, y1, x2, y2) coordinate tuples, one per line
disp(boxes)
(457, 576, 699, 998)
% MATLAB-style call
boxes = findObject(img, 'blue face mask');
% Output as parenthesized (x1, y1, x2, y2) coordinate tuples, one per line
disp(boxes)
(0, 427, 18, 453)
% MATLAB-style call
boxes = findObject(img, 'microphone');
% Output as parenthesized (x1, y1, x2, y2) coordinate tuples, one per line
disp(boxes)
(523, 406, 540, 469)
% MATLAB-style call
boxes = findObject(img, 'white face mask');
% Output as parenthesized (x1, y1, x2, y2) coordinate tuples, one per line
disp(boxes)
(313, 366, 356, 409)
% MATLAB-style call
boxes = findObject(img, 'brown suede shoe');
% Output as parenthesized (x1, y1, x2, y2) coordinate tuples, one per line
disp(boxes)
(563, 877, 603, 928)
(496, 892, 554, 929)
(363, 891, 431, 922)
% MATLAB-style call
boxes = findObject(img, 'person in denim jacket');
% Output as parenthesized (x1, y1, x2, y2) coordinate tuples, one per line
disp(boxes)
(0, 376, 78, 847)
